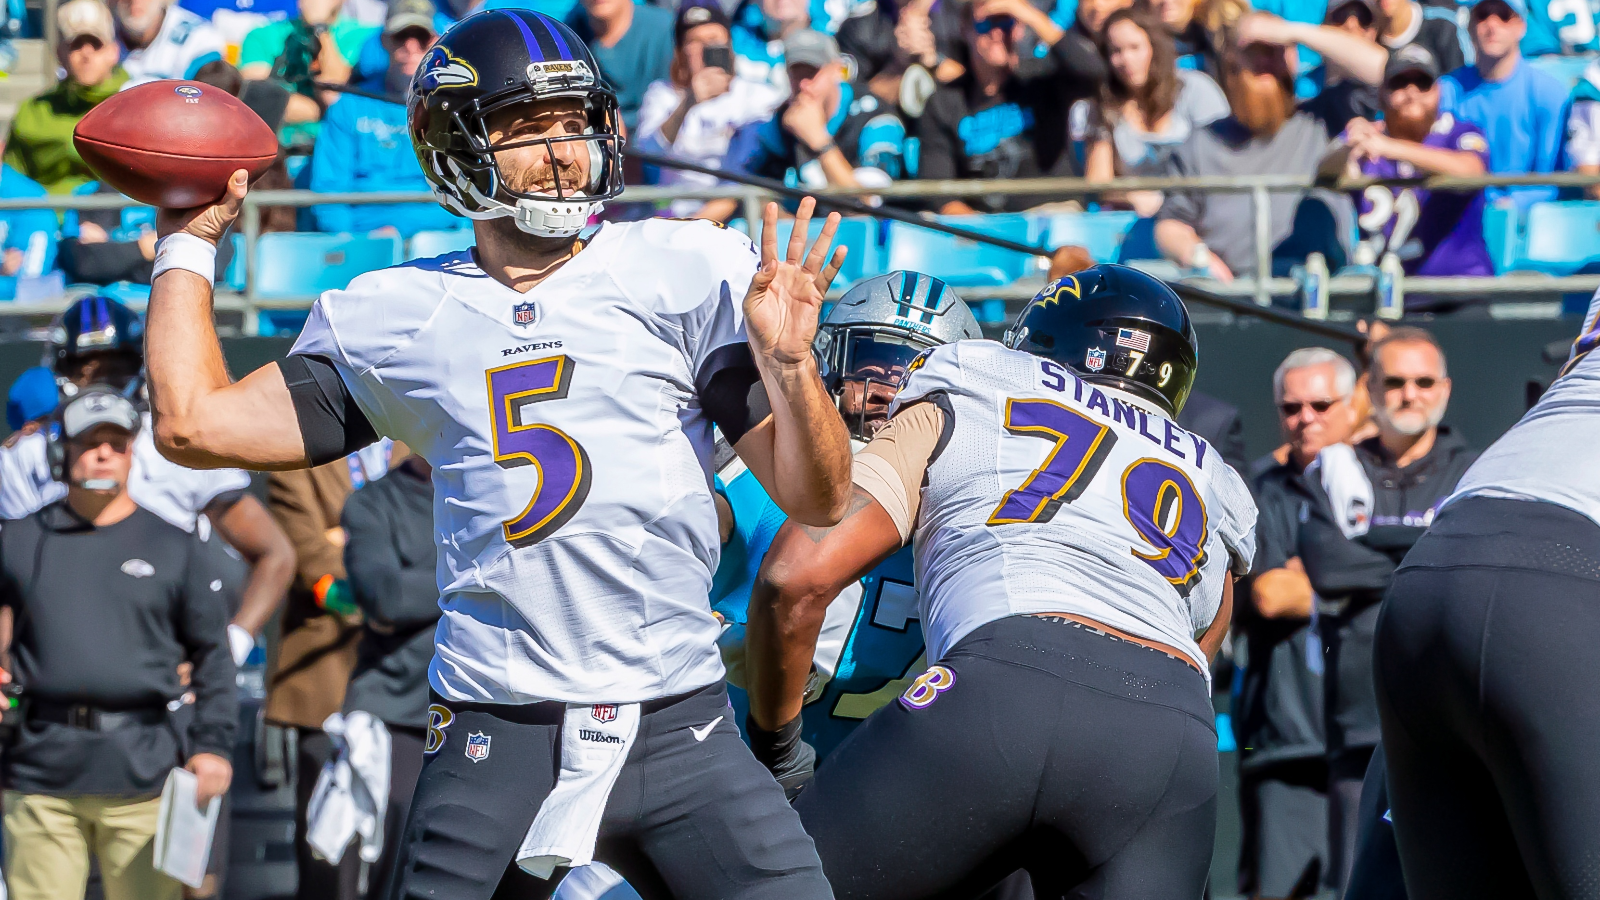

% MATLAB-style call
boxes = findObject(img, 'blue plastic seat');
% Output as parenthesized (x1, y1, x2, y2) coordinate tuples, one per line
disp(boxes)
(407, 228, 476, 261)
(882, 214, 1035, 288)
(766, 216, 878, 289)
(1512, 201, 1600, 275)
(1482, 201, 1517, 274)
(252, 232, 403, 299)
(1030, 211, 1141, 264)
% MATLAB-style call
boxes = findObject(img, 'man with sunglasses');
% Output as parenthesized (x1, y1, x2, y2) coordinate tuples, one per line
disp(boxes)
(1235, 347, 1360, 900)
(1438, 0, 1567, 214)
(1294, 327, 1476, 894)
(1340, 46, 1494, 276)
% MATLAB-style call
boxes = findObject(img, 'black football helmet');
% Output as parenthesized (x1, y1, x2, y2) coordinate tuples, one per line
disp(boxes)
(1003, 265, 1198, 416)
(408, 9, 624, 238)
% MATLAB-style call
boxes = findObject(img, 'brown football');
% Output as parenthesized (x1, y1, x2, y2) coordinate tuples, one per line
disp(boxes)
(73, 80, 278, 209)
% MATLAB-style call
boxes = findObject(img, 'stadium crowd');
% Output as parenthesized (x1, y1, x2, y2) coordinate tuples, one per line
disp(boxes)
(0, 0, 1594, 298)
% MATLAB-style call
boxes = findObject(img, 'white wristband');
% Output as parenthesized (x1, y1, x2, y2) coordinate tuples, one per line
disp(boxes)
(152, 233, 218, 284)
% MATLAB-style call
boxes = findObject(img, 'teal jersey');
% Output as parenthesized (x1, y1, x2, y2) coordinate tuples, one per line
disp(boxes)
(713, 451, 927, 759)
(1522, 0, 1600, 56)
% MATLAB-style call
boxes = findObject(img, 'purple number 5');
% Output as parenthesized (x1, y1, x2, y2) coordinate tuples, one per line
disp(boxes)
(987, 399, 1117, 525)
(486, 356, 592, 547)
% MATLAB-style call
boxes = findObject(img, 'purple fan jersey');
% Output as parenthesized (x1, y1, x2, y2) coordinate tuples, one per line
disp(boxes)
(1349, 113, 1494, 276)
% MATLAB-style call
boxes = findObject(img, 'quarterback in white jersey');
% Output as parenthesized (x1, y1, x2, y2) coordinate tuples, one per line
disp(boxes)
(141, 10, 849, 899)
(1370, 289, 1600, 899)
(748, 266, 1255, 900)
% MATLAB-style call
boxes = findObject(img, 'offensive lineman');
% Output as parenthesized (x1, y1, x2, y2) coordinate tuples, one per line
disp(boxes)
(749, 265, 1257, 899)
(142, 9, 851, 900)
(713, 271, 981, 784)
(1370, 289, 1600, 899)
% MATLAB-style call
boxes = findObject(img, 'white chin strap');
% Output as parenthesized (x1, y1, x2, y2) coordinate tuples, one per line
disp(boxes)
(512, 196, 604, 238)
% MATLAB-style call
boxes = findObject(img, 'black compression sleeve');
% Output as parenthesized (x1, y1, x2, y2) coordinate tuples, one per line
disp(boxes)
(698, 342, 772, 445)
(277, 354, 379, 466)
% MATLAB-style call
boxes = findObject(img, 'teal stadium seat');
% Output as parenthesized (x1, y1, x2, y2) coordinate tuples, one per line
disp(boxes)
(1482, 201, 1517, 274)
(253, 232, 404, 299)
(883, 214, 1035, 288)
(1031, 211, 1141, 264)
(764, 216, 877, 289)
(407, 228, 476, 261)
(1513, 201, 1600, 275)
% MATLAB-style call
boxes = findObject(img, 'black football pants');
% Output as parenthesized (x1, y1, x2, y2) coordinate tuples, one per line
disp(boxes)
(795, 615, 1218, 900)
(1376, 496, 1600, 900)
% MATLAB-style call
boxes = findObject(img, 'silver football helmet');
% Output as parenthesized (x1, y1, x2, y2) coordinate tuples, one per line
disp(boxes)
(814, 271, 982, 440)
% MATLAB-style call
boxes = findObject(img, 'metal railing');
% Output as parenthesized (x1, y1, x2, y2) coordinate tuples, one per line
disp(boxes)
(4, 170, 1597, 326)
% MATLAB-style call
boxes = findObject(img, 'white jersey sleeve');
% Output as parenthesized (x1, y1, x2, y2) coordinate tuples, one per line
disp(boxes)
(890, 340, 1257, 676)
(0, 430, 60, 519)
(633, 219, 761, 386)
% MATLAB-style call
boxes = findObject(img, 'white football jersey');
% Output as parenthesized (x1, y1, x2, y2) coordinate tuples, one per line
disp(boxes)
(289, 219, 761, 705)
(892, 340, 1256, 675)
(1449, 288, 1600, 527)
(0, 412, 251, 532)
(120, 5, 227, 87)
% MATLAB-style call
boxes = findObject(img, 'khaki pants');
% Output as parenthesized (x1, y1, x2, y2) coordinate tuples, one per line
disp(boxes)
(3, 791, 182, 900)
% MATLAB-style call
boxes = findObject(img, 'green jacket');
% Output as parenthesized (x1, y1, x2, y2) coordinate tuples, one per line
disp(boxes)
(5, 68, 130, 195)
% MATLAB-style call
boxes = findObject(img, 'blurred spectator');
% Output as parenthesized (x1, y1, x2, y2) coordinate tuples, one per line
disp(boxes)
(1439, 0, 1567, 214)
(59, 182, 235, 285)
(567, 0, 675, 131)
(1374, 0, 1466, 74)
(350, 0, 448, 92)
(1076, 7, 1227, 215)
(1296, 328, 1475, 894)
(266, 440, 402, 900)
(308, 1, 456, 237)
(333, 454, 438, 900)
(1150, 0, 1240, 77)
(1253, 0, 1340, 96)
(1567, 57, 1600, 197)
(0, 165, 60, 300)
(240, 0, 376, 147)
(0, 389, 235, 900)
(1340, 46, 1493, 276)
(1155, 40, 1356, 282)
(1303, 0, 1381, 134)
(6, 0, 126, 195)
(836, 0, 964, 116)
(636, 2, 783, 217)
(916, 0, 1093, 214)
(1235, 348, 1358, 900)
(1518, 0, 1600, 56)
(731, 0, 815, 91)
(1241, 9, 1391, 144)
(715, 30, 898, 215)
(180, 0, 297, 49)
(113, 0, 227, 85)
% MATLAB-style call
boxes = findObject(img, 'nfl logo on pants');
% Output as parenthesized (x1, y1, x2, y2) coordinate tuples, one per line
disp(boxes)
(592, 704, 617, 723)
(465, 731, 491, 762)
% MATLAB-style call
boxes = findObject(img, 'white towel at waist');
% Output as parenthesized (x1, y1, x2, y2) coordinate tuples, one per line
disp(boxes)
(306, 711, 391, 866)
(516, 702, 641, 879)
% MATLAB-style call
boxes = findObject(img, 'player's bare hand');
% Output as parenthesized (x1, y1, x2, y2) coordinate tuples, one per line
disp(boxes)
(187, 752, 233, 809)
(746, 198, 847, 367)
(157, 169, 248, 246)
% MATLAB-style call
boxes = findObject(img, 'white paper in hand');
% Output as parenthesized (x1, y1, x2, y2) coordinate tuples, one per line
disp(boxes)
(153, 767, 221, 888)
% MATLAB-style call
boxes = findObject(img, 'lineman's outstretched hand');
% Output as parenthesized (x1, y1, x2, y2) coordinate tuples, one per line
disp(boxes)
(744, 198, 847, 368)
(156, 169, 247, 245)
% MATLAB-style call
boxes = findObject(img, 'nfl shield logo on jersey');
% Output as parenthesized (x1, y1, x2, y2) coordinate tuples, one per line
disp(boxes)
(592, 704, 618, 723)
(465, 732, 491, 762)
(513, 302, 538, 326)
(1084, 348, 1107, 372)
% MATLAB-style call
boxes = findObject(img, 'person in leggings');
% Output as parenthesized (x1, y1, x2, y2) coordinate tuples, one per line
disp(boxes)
(742, 266, 1258, 900)
(1374, 287, 1600, 900)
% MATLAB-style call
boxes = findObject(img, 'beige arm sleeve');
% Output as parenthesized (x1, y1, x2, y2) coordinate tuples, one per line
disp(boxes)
(851, 401, 947, 542)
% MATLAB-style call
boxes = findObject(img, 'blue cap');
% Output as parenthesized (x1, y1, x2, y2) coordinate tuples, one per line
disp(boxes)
(7, 366, 58, 430)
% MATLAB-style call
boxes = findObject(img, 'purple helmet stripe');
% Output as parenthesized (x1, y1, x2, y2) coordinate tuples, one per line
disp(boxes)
(540, 14, 573, 58)
(506, 10, 544, 62)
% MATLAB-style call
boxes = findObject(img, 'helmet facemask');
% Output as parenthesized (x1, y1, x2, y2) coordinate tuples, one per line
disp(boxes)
(425, 84, 625, 239)
(821, 327, 936, 441)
